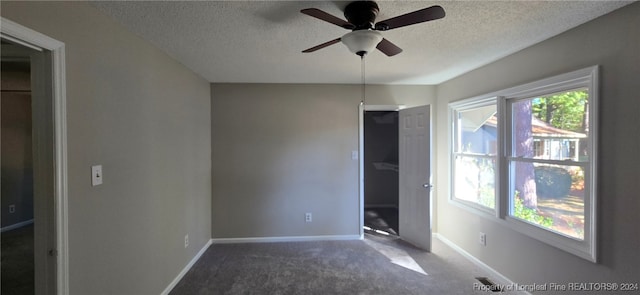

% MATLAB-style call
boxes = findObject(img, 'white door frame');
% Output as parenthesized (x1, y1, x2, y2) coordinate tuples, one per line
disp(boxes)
(1, 17, 69, 294)
(358, 104, 405, 239)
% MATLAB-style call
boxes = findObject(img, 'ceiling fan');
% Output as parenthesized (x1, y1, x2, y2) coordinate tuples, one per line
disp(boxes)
(301, 1, 445, 57)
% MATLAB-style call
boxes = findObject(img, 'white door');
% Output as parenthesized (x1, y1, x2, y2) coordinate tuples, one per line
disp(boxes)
(399, 105, 432, 251)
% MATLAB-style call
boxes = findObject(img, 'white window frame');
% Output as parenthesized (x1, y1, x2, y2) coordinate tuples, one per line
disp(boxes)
(449, 96, 499, 216)
(449, 66, 598, 262)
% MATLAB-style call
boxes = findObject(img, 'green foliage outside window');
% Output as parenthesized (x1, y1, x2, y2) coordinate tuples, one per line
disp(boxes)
(532, 90, 588, 133)
(475, 157, 496, 209)
(534, 166, 572, 199)
(513, 191, 553, 228)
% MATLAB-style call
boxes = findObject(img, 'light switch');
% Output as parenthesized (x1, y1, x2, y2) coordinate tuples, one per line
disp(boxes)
(91, 165, 103, 186)
(351, 150, 359, 160)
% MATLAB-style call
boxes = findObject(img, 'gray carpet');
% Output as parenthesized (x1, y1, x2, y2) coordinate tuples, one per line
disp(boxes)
(171, 234, 526, 295)
(1, 224, 35, 295)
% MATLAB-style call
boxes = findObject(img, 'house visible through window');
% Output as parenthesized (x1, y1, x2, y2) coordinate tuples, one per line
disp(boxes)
(449, 66, 598, 261)
(451, 100, 497, 211)
(508, 88, 589, 240)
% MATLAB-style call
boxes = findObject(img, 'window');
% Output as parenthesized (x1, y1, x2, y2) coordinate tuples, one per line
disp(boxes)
(507, 89, 589, 240)
(451, 98, 497, 211)
(449, 66, 598, 261)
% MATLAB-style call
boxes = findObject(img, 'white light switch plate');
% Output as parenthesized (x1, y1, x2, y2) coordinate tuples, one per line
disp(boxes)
(351, 150, 359, 160)
(91, 165, 103, 186)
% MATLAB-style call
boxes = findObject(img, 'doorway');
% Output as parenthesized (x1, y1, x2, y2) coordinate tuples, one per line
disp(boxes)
(359, 104, 433, 251)
(1, 41, 36, 295)
(363, 110, 400, 236)
(0, 18, 67, 293)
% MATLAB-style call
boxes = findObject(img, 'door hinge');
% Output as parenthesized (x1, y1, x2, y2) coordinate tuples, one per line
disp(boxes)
(48, 249, 58, 257)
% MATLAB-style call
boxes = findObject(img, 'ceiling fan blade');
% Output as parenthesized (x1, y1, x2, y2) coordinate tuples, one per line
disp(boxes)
(375, 5, 445, 31)
(376, 38, 403, 56)
(302, 38, 342, 53)
(301, 8, 355, 30)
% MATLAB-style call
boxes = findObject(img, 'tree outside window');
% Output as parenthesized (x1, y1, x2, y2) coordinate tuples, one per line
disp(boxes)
(449, 66, 598, 261)
(509, 89, 588, 240)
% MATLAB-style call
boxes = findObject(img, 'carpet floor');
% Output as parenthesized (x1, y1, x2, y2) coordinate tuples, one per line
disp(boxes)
(1, 224, 35, 295)
(170, 234, 526, 295)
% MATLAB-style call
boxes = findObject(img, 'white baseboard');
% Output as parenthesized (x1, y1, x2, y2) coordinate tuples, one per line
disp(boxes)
(212, 234, 361, 244)
(161, 239, 213, 295)
(1, 219, 34, 233)
(433, 233, 532, 295)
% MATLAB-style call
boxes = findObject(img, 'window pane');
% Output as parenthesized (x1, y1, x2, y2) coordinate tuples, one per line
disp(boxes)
(454, 155, 495, 209)
(512, 89, 589, 161)
(510, 162, 585, 240)
(457, 105, 497, 155)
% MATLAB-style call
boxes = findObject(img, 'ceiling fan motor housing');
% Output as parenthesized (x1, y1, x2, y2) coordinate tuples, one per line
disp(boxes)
(344, 1, 380, 30)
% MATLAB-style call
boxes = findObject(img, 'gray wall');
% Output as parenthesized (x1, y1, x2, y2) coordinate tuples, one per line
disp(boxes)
(434, 2, 640, 287)
(1, 64, 34, 228)
(1, 2, 212, 294)
(211, 84, 435, 238)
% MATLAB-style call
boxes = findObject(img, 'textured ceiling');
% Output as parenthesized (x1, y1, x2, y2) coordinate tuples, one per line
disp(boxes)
(91, 1, 632, 85)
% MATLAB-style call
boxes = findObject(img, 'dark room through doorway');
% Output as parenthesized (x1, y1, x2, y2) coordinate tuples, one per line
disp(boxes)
(363, 111, 399, 236)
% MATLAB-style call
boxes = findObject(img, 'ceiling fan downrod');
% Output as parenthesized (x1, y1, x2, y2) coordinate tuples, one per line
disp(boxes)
(361, 55, 366, 105)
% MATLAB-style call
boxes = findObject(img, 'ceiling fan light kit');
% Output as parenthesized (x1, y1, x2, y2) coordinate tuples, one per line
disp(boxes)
(341, 30, 383, 57)
(301, 1, 445, 57)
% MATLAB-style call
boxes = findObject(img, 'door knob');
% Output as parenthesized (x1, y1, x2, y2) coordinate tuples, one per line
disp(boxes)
(422, 183, 433, 189)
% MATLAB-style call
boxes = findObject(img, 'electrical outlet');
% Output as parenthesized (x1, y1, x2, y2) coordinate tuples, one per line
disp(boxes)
(305, 212, 312, 223)
(9, 204, 16, 214)
(479, 232, 487, 246)
(184, 235, 189, 248)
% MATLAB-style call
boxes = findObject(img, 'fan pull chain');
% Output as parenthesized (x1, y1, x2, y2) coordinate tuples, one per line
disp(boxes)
(361, 55, 366, 105)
